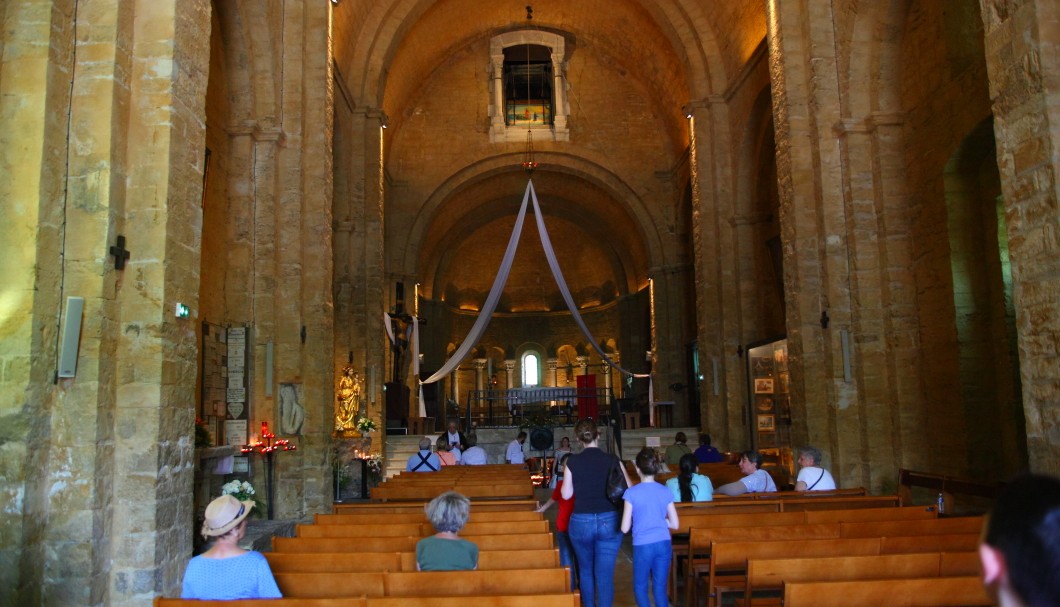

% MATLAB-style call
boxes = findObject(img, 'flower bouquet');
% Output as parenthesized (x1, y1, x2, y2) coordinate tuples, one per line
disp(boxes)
(356, 417, 378, 434)
(221, 479, 265, 516)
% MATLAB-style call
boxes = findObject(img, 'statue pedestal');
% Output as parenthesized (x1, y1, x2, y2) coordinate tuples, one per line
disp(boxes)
(334, 436, 374, 500)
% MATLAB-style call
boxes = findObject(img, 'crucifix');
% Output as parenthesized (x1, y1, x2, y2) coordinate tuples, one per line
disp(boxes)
(109, 235, 131, 270)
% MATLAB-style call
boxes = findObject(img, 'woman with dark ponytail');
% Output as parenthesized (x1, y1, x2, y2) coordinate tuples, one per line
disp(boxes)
(665, 453, 714, 502)
(561, 417, 631, 606)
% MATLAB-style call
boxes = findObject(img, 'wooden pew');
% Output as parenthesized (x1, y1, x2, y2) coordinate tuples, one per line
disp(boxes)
(803, 505, 935, 523)
(371, 482, 533, 501)
(684, 524, 843, 606)
(840, 516, 983, 538)
(881, 533, 981, 554)
(273, 568, 570, 598)
(315, 510, 543, 524)
(705, 538, 884, 607)
(265, 549, 561, 573)
(365, 595, 581, 607)
(273, 533, 554, 553)
(782, 575, 992, 607)
(155, 600, 363, 607)
(333, 499, 538, 514)
(382, 569, 569, 597)
(740, 552, 980, 606)
(295, 519, 550, 538)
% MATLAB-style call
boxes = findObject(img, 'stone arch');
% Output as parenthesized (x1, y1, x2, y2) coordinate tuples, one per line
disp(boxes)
(943, 117, 1026, 479)
(401, 153, 665, 283)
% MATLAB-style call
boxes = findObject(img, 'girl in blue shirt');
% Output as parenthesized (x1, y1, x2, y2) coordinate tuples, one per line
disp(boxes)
(621, 448, 680, 607)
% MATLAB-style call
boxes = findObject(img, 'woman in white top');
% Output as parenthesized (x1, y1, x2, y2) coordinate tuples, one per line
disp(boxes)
(795, 445, 837, 491)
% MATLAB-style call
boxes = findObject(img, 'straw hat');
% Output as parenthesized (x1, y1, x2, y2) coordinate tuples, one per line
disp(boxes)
(201, 494, 254, 539)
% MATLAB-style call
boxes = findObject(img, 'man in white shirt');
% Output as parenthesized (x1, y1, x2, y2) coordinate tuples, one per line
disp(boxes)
(460, 434, 488, 465)
(506, 431, 527, 465)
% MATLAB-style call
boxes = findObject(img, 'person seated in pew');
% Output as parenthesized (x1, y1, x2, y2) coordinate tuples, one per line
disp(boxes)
(460, 433, 489, 465)
(693, 433, 725, 464)
(666, 453, 714, 502)
(406, 436, 441, 472)
(536, 452, 578, 591)
(436, 439, 457, 466)
(714, 450, 777, 496)
(794, 445, 836, 492)
(621, 447, 680, 607)
(181, 495, 282, 599)
(664, 432, 693, 466)
(416, 491, 479, 571)
(980, 474, 1060, 607)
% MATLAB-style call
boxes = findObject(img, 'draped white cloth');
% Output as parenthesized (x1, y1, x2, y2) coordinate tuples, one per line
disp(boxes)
(397, 179, 652, 415)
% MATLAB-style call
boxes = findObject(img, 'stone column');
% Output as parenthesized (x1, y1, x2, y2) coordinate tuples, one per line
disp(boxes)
(576, 356, 590, 377)
(473, 359, 487, 392)
(979, 0, 1060, 474)
(547, 358, 559, 387)
(504, 359, 516, 388)
(551, 52, 568, 131)
(490, 53, 506, 134)
(687, 98, 741, 449)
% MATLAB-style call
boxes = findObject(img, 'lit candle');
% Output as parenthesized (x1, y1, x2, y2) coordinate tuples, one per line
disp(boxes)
(261, 421, 268, 437)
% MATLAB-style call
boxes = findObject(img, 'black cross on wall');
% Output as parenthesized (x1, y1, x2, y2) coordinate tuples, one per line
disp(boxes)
(110, 235, 131, 270)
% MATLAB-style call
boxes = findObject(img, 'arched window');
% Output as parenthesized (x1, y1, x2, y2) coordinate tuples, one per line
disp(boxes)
(489, 30, 569, 143)
(522, 352, 540, 387)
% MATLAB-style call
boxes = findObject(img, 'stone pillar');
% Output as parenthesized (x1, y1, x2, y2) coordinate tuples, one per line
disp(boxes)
(547, 358, 559, 387)
(979, 0, 1060, 474)
(765, 1, 916, 490)
(551, 52, 568, 131)
(504, 359, 516, 388)
(473, 359, 487, 391)
(576, 356, 589, 378)
(687, 98, 741, 449)
(490, 52, 506, 134)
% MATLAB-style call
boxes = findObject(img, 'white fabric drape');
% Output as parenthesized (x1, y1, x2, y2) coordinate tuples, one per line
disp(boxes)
(415, 179, 653, 411)
(419, 180, 535, 385)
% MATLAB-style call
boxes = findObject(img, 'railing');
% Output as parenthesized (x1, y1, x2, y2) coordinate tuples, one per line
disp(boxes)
(463, 387, 614, 427)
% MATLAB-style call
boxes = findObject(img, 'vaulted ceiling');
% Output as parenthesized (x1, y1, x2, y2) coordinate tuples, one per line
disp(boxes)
(330, 0, 767, 313)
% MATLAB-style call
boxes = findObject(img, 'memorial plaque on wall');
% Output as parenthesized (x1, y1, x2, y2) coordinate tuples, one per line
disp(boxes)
(225, 327, 249, 446)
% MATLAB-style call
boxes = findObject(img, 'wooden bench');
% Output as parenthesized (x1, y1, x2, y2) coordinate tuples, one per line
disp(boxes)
(364, 595, 580, 607)
(371, 482, 534, 501)
(265, 549, 561, 573)
(840, 516, 983, 538)
(273, 568, 570, 598)
(705, 538, 884, 607)
(782, 575, 992, 607)
(881, 533, 981, 554)
(273, 533, 554, 553)
(684, 524, 843, 606)
(740, 551, 980, 606)
(333, 499, 538, 514)
(315, 510, 543, 524)
(671, 506, 930, 602)
(296, 519, 550, 538)
(155, 600, 363, 607)
(155, 594, 582, 607)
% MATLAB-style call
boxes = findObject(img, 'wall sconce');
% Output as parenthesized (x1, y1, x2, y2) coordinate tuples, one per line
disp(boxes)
(380, 114, 389, 129)
(330, 0, 341, 5)
(681, 104, 693, 119)
(820, 310, 830, 329)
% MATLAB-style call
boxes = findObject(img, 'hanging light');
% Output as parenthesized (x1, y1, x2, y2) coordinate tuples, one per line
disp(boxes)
(520, 5, 539, 175)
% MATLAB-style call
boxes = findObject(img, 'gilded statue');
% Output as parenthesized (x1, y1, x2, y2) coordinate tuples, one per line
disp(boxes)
(336, 366, 363, 433)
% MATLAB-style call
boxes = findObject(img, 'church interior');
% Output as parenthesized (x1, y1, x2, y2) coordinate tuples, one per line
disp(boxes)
(3, 0, 1060, 603)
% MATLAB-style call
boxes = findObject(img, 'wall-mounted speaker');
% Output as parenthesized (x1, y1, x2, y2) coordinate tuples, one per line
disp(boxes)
(57, 296, 85, 378)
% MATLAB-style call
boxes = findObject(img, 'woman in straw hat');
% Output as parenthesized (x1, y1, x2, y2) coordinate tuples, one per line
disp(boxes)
(180, 494, 281, 599)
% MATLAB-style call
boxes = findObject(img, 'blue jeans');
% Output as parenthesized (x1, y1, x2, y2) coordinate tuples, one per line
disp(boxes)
(568, 511, 623, 607)
(557, 530, 578, 591)
(632, 539, 672, 607)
